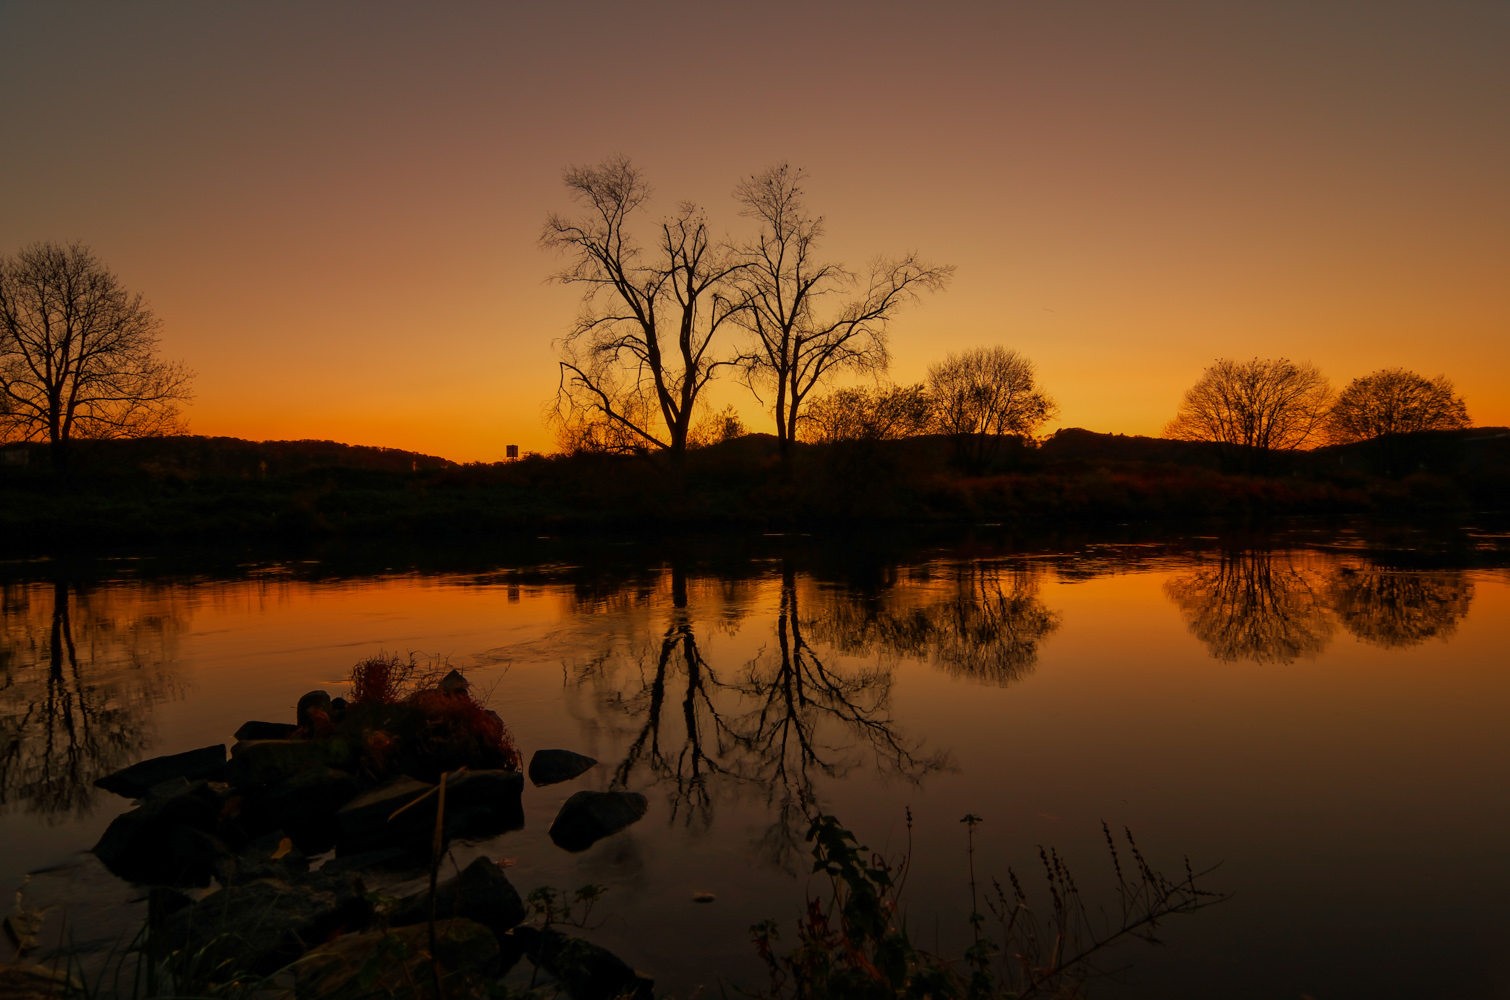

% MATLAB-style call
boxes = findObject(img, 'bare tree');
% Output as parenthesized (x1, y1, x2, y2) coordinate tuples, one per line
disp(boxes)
(1164, 357, 1331, 472)
(802, 382, 931, 444)
(1326, 368, 1469, 444)
(542, 156, 745, 462)
(927, 346, 1056, 473)
(732, 164, 951, 464)
(0, 242, 193, 467)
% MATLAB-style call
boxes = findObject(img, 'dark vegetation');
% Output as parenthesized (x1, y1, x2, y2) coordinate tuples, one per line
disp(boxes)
(1, 426, 1507, 546)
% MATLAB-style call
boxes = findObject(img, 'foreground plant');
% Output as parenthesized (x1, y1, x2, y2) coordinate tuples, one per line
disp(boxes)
(751, 810, 1225, 999)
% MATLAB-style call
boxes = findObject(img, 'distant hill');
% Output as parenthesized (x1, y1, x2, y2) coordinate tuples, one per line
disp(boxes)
(1038, 428, 1224, 467)
(0, 435, 456, 477)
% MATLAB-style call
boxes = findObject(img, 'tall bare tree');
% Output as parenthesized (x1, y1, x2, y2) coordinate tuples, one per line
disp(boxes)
(0, 242, 193, 467)
(732, 164, 951, 463)
(927, 346, 1056, 473)
(1164, 357, 1331, 472)
(543, 156, 745, 462)
(1326, 368, 1469, 444)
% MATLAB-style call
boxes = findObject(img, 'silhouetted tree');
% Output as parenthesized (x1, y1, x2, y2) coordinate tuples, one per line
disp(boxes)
(802, 382, 931, 444)
(732, 164, 951, 465)
(543, 157, 745, 462)
(1164, 357, 1331, 473)
(0, 242, 193, 468)
(1164, 550, 1333, 663)
(1326, 565, 1473, 649)
(1326, 368, 1469, 444)
(927, 347, 1056, 474)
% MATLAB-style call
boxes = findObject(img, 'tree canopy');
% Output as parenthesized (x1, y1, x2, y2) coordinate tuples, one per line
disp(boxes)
(1326, 368, 1469, 444)
(1164, 357, 1331, 470)
(927, 346, 1056, 473)
(0, 241, 192, 460)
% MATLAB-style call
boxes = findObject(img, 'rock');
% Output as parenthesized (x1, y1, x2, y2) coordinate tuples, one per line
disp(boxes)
(296, 689, 332, 729)
(0, 964, 80, 1000)
(234, 720, 298, 741)
(250, 765, 365, 853)
(438, 668, 470, 695)
(93, 779, 225, 885)
(167, 868, 374, 976)
(211, 832, 310, 885)
(297, 919, 499, 999)
(443, 769, 524, 839)
(529, 748, 598, 786)
(513, 926, 653, 1000)
(335, 771, 523, 855)
(389, 856, 526, 936)
(548, 790, 648, 852)
(168, 826, 234, 884)
(335, 776, 436, 856)
(94, 744, 227, 799)
(228, 738, 356, 791)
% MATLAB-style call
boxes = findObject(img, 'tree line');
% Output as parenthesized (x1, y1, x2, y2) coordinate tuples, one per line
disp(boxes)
(0, 165, 1475, 478)
(545, 156, 1472, 474)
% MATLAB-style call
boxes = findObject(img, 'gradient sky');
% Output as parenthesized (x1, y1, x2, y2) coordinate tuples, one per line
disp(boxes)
(1, 2, 1505, 461)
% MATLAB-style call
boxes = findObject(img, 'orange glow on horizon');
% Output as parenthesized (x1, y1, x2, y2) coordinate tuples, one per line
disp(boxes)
(1, 4, 1505, 463)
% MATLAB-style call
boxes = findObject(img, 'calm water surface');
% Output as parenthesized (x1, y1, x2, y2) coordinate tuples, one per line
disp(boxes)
(2, 527, 1507, 997)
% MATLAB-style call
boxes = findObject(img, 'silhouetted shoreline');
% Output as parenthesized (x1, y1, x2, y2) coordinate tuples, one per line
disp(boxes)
(2, 427, 1506, 546)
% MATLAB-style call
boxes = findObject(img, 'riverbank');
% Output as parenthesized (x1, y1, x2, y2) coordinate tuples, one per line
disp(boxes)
(2, 427, 1506, 545)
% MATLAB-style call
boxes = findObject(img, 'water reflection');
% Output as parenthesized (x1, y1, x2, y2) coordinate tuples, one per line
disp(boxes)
(1327, 566, 1474, 649)
(572, 562, 947, 867)
(811, 562, 1061, 687)
(0, 581, 181, 820)
(1163, 550, 1334, 664)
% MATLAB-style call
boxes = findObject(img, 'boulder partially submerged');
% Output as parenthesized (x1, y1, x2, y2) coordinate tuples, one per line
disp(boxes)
(94, 744, 226, 799)
(548, 791, 648, 852)
(529, 748, 598, 786)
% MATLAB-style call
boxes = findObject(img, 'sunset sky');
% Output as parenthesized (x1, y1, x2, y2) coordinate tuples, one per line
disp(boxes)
(1, 2, 1505, 462)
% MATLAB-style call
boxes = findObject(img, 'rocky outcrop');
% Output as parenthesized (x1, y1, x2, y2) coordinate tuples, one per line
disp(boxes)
(94, 744, 226, 798)
(210, 831, 310, 886)
(528, 748, 598, 786)
(548, 791, 648, 852)
(335, 775, 437, 856)
(444, 769, 525, 839)
(250, 764, 365, 852)
(233, 720, 298, 741)
(93, 779, 229, 885)
(389, 856, 526, 937)
(166, 868, 374, 976)
(228, 738, 357, 791)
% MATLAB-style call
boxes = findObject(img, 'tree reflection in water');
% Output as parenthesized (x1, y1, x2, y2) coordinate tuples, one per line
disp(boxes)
(1164, 550, 1334, 664)
(810, 561, 1061, 687)
(571, 561, 950, 868)
(0, 580, 181, 820)
(1327, 566, 1474, 649)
